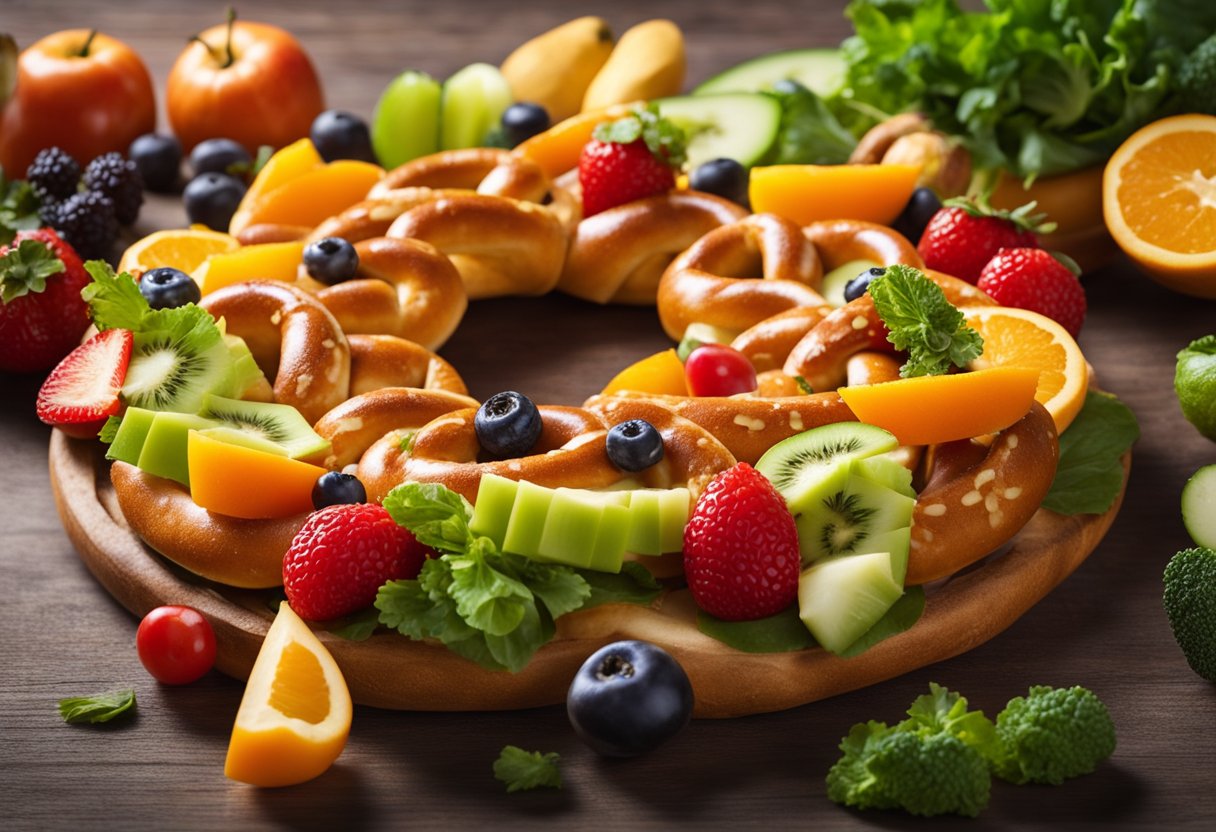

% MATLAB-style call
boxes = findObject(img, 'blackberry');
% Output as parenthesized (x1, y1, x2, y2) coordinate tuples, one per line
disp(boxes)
(83, 152, 144, 225)
(53, 190, 119, 260)
(26, 147, 81, 202)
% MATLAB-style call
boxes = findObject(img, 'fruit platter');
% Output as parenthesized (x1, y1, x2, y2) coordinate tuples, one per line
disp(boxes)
(7, 0, 1216, 825)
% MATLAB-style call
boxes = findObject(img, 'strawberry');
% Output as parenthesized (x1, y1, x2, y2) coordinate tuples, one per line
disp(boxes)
(35, 327, 132, 439)
(682, 462, 800, 621)
(283, 503, 429, 621)
(916, 199, 1048, 284)
(977, 247, 1087, 337)
(0, 228, 92, 372)
(578, 105, 687, 217)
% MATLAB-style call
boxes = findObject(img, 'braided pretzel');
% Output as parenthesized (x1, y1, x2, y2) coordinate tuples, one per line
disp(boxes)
(559, 191, 747, 305)
(347, 333, 468, 397)
(732, 305, 833, 373)
(199, 281, 350, 425)
(657, 213, 826, 340)
(293, 237, 468, 351)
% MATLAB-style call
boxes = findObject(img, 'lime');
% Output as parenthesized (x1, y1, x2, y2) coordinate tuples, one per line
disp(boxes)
(1175, 335, 1216, 440)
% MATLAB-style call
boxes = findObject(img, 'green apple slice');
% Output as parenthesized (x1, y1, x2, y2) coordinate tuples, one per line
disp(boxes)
(798, 551, 903, 655)
(440, 63, 513, 151)
(372, 69, 442, 168)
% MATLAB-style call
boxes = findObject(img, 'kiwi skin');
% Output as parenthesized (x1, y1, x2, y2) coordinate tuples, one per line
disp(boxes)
(198, 394, 330, 463)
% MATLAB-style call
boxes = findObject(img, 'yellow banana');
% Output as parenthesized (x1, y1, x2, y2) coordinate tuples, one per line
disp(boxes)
(500, 17, 615, 123)
(581, 20, 686, 112)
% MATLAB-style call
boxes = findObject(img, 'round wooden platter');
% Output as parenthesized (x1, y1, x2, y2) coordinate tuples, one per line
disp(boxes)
(50, 429, 1128, 719)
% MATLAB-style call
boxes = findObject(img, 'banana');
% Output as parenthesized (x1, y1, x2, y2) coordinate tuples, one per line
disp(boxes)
(500, 17, 615, 123)
(581, 20, 686, 113)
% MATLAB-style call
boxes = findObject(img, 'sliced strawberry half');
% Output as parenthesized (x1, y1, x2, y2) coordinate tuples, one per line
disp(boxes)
(36, 328, 133, 439)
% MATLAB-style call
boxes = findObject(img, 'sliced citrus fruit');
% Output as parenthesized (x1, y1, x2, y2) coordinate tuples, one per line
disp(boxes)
(224, 602, 352, 787)
(118, 228, 239, 276)
(513, 103, 638, 178)
(749, 163, 920, 226)
(961, 305, 1088, 434)
(195, 240, 305, 296)
(838, 366, 1040, 446)
(228, 138, 324, 238)
(1103, 113, 1216, 297)
(601, 348, 689, 396)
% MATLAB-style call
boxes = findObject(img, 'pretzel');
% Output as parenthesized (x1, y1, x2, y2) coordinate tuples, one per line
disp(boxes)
(558, 191, 747, 304)
(802, 219, 924, 271)
(293, 237, 468, 351)
(347, 333, 468, 397)
(308, 187, 461, 244)
(733, 305, 833, 373)
(656, 213, 827, 340)
(199, 281, 351, 425)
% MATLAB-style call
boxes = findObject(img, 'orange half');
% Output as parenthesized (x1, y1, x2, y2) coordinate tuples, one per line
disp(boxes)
(118, 228, 239, 276)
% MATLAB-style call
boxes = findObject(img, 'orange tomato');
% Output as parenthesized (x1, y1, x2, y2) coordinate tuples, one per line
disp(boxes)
(0, 30, 156, 173)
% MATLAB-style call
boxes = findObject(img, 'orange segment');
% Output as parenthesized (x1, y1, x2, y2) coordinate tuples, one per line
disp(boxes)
(229, 139, 324, 237)
(961, 306, 1088, 435)
(1103, 114, 1216, 296)
(187, 430, 327, 519)
(118, 228, 239, 276)
(602, 348, 689, 396)
(513, 103, 639, 178)
(749, 164, 920, 226)
(230, 160, 384, 237)
(838, 367, 1040, 446)
(225, 603, 352, 788)
(196, 241, 306, 295)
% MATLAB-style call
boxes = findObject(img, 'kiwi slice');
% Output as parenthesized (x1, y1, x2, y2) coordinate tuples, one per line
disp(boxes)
(798, 550, 903, 655)
(198, 394, 330, 462)
(121, 316, 233, 415)
(137, 412, 216, 486)
(196, 427, 289, 457)
(756, 422, 899, 515)
(852, 455, 916, 499)
(795, 470, 915, 563)
(470, 474, 520, 549)
(216, 333, 271, 401)
(106, 407, 159, 466)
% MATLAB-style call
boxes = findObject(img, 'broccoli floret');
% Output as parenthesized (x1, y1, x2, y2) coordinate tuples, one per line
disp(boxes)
(1179, 34, 1216, 115)
(992, 686, 1116, 785)
(1163, 547, 1216, 681)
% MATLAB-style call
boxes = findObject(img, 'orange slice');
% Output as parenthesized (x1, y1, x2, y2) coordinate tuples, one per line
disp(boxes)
(196, 241, 306, 296)
(601, 348, 689, 396)
(118, 228, 239, 276)
(961, 306, 1088, 435)
(224, 602, 352, 787)
(1103, 114, 1216, 297)
(838, 366, 1040, 446)
(230, 160, 384, 237)
(228, 138, 325, 238)
(749, 163, 920, 226)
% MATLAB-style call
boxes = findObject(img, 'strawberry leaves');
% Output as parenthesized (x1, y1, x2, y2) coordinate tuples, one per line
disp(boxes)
(592, 104, 688, 168)
(0, 238, 65, 302)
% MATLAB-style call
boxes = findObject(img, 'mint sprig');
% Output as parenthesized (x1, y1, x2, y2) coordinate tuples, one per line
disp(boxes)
(0, 238, 66, 302)
(58, 689, 137, 724)
(867, 264, 984, 378)
(592, 104, 688, 168)
(493, 746, 562, 793)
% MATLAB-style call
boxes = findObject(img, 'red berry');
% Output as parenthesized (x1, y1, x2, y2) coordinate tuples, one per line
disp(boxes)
(35, 327, 132, 438)
(684, 344, 758, 397)
(578, 138, 676, 217)
(0, 228, 92, 373)
(977, 247, 1087, 337)
(917, 204, 1040, 284)
(136, 605, 217, 685)
(283, 503, 429, 621)
(683, 463, 800, 621)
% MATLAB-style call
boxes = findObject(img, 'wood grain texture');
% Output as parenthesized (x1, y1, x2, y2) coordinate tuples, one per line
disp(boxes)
(3, 1, 1216, 830)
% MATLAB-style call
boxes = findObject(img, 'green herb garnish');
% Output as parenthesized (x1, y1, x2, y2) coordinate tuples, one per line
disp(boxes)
(493, 746, 562, 793)
(867, 264, 983, 378)
(593, 103, 688, 168)
(58, 689, 137, 724)
(1042, 391, 1138, 515)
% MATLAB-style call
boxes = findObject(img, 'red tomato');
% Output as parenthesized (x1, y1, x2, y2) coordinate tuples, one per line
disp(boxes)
(684, 344, 758, 397)
(136, 605, 217, 685)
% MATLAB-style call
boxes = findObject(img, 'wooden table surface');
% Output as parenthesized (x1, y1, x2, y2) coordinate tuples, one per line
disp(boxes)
(3, 1, 1215, 829)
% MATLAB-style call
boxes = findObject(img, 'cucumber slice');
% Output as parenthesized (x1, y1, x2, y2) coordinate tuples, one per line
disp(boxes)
(655, 93, 782, 169)
(798, 550, 903, 655)
(1182, 464, 1216, 549)
(372, 70, 442, 168)
(537, 488, 606, 568)
(440, 63, 513, 151)
(820, 259, 879, 308)
(469, 474, 520, 548)
(501, 480, 555, 559)
(694, 48, 846, 98)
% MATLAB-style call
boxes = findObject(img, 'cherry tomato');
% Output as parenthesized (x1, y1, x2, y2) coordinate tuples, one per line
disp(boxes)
(684, 344, 758, 397)
(135, 605, 217, 685)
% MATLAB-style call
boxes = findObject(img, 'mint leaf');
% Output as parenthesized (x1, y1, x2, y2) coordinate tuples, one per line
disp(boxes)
(0, 239, 66, 302)
(1042, 391, 1138, 515)
(98, 415, 122, 444)
(868, 265, 983, 378)
(81, 262, 151, 332)
(493, 746, 562, 793)
(836, 587, 926, 658)
(58, 689, 136, 724)
(697, 606, 815, 653)
(580, 561, 662, 609)
(383, 482, 476, 555)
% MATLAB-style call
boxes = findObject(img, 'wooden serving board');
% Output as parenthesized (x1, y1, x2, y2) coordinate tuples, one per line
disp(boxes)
(50, 427, 1128, 719)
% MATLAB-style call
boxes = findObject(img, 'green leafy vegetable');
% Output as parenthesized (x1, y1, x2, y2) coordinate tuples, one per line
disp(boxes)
(697, 606, 815, 653)
(328, 607, 382, 641)
(763, 83, 856, 165)
(493, 746, 562, 793)
(58, 689, 137, 724)
(98, 416, 123, 444)
(581, 562, 663, 609)
(0, 239, 66, 302)
(1042, 391, 1138, 514)
(867, 264, 983, 377)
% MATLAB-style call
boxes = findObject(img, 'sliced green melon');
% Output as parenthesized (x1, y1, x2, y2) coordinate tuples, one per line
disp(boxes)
(589, 503, 633, 573)
(137, 412, 217, 486)
(798, 551, 903, 655)
(501, 480, 555, 559)
(865, 527, 912, 587)
(657, 488, 691, 554)
(470, 474, 520, 548)
(106, 407, 159, 467)
(655, 93, 782, 169)
(694, 48, 846, 98)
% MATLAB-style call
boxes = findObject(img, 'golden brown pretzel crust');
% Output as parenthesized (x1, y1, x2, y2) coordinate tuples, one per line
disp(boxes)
(307, 187, 465, 245)
(110, 462, 304, 589)
(347, 334, 468, 397)
(801, 219, 924, 270)
(199, 281, 351, 425)
(732, 305, 834, 373)
(559, 191, 747, 305)
(657, 213, 827, 340)
(369, 148, 549, 203)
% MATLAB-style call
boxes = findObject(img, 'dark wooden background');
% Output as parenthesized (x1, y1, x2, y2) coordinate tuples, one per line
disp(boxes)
(3, 1, 1216, 829)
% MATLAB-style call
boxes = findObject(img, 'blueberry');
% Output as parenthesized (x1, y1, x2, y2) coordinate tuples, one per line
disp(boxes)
(474, 391, 542, 459)
(312, 471, 368, 510)
(606, 419, 664, 472)
(129, 133, 182, 194)
(500, 103, 551, 148)
(892, 187, 943, 245)
(310, 110, 377, 164)
(567, 640, 693, 757)
(139, 267, 201, 310)
(844, 267, 887, 303)
(183, 172, 247, 231)
(689, 158, 750, 208)
(303, 237, 360, 285)
(189, 138, 252, 178)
